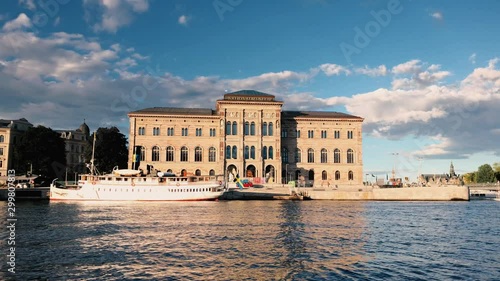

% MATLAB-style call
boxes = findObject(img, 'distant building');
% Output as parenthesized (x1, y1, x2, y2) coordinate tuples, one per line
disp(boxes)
(0, 118, 33, 180)
(419, 162, 462, 185)
(128, 90, 364, 186)
(56, 121, 90, 174)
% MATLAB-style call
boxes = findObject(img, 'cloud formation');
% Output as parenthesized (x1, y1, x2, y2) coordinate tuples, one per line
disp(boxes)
(83, 0, 150, 33)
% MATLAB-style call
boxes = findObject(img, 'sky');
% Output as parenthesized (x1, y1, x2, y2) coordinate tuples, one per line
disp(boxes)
(0, 0, 499, 182)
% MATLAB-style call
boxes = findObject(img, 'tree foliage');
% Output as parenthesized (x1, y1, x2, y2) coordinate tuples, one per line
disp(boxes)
(13, 125, 66, 179)
(84, 127, 128, 174)
(476, 164, 496, 183)
(462, 172, 476, 184)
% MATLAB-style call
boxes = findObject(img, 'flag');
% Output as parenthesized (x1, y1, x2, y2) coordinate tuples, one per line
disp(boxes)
(233, 174, 244, 189)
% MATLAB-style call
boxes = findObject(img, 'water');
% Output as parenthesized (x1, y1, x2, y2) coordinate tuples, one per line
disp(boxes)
(1, 200, 499, 280)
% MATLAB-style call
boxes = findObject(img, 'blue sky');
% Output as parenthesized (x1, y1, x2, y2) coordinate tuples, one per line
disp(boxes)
(1, 0, 499, 181)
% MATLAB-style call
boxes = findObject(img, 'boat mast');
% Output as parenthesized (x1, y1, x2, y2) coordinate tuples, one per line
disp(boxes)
(90, 131, 96, 176)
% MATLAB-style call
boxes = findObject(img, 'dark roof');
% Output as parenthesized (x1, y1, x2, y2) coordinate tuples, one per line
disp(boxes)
(226, 90, 274, 97)
(129, 107, 216, 116)
(282, 111, 363, 120)
(223, 90, 276, 101)
(0, 118, 33, 128)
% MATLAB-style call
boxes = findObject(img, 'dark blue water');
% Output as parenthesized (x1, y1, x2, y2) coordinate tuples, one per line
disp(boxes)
(1, 200, 499, 280)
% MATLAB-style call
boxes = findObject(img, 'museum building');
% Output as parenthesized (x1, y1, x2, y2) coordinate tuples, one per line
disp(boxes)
(127, 90, 364, 186)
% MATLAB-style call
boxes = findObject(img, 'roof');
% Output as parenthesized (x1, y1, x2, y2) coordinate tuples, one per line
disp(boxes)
(282, 111, 363, 120)
(226, 90, 275, 97)
(0, 118, 33, 128)
(129, 107, 217, 116)
(222, 90, 276, 101)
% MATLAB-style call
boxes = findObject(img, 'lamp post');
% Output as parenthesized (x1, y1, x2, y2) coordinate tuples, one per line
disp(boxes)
(391, 153, 399, 180)
(285, 163, 289, 183)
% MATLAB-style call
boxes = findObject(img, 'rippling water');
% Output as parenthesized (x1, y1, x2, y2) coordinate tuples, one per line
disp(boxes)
(1, 200, 499, 280)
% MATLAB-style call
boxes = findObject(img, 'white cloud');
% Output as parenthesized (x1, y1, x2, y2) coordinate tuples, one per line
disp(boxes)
(354, 65, 387, 77)
(84, 0, 150, 33)
(391, 60, 451, 89)
(469, 53, 476, 64)
(2, 13, 32, 31)
(392, 59, 421, 74)
(18, 0, 36, 10)
(319, 63, 351, 76)
(178, 15, 190, 26)
(430, 12, 443, 21)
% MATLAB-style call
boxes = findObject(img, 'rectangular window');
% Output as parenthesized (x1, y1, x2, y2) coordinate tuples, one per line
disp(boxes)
(138, 127, 145, 135)
(167, 127, 174, 136)
(0, 147, 3, 155)
(196, 128, 202, 137)
(182, 128, 188, 136)
(321, 130, 327, 138)
(296, 130, 300, 138)
(334, 130, 340, 139)
(210, 128, 216, 137)
(308, 130, 314, 138)
(348, 131, 353, 139)
(153, 127, 160, 136)
(281, 129, 288, 138)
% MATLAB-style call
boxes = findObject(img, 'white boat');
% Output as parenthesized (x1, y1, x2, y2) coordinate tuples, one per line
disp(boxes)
(469, 189, 498, 200)
(50, 173, 226, 201)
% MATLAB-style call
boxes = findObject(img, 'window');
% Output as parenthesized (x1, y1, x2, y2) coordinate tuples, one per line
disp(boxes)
(152, 146, 160, 161)
(0, 147, 3, 156)
(210, 128, 216, 137)
(269, 146, 273, 159)
(167, 127, 174, 136)
(138, 127, 145, 135)
(244, 146, 249, 159)
(295, 148, 301, 163)
(348, 131, 353, 139)
(347, 149, 354, 163)
(232, 121, 237, 135)
(334, 130, 340, 139)
(209, 147, 216, 162)
(180, 146, 188, 162)
(226, 121, 231, 135)
(282, 147, 288, 163)
(250, 122, 255, 135)
(262, 146, 267, 160)
(321, 130, 327, 138)
(195, 169, 201, 176)
(309, 170, 314, 181)
(182, 128, 188, 136)
(296, 130, 301, 138)
(232, 145, 237, 159)
(166, 146, 174, 161)
(153, 127, 160, 136)
(268, 122, 273, 136)
(308, 130, 314, 138)
(195, 147, 202, 162)
(209, 169, 215, 176)
(262, 122, 267, 136)
(321, 148, 328, 163)
(0, 160, 2, 168)
(348, 171, 354, 180)
(226, 146, 231, 159)
(335, 170, 340, 180)
(140, 146, 146, 161)
(334, 148, 340, 163)
(250, 146, 255, 159)
(281, 129, 288, 138)
(308, 148, 314, 163)
(322, 170, 327, 180)
(244, 122, 249, 135)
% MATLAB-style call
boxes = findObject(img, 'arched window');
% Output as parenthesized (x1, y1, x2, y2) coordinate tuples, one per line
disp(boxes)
(244, 121, 249, 135)
(140, 146, 146, 161)
(262, 122, 267, 136)
(262, 146, 267, 160)
(282, 147, 288, 163)
(335, 170, 340, 180)
(308, 148, 314, 163)
(232, 121, 237, 135)
(347, 149, 354, 163)
(195, 147, 202, 162)
(268, 146, 273, 159)
(152, 146, 159, 161)
(322, 170, 327, 180)
(295, 148, 301, 163)
(250, 122, 255, 135)
(244, 146, 249, 159)
(250, 146, 255, 159)
(166, 146, 174, 162)
(321, 148, 328, 163)
(226, 146, 231, 159)
(226, 121, 231, 135)
(334, 149, 341, 163)
(308, 170, 314, 180)
(209, 147, 216, 162)
(180, 146, 188, 162)
(195, 169, 201, 176)
(209, 169, 215, 176)
(268, 122, 273, 136)
(348, 171, 354, 180)
(232, 145, 237, 159)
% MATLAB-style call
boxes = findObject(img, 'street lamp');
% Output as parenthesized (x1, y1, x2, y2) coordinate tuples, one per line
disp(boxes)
(391, 153, 399, 180)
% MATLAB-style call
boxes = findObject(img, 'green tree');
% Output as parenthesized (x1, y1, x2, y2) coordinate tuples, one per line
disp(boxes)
(462, 172, 476, 184)
(493, 162, 500, 182)
(476, 164, 495, 183)
(13, 125, 66, 179)
(84, 127, 128, 173)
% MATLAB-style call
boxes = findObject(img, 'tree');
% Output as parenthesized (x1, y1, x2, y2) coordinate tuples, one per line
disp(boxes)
(476, 164, 495, 183)
(493, 162, 500, 182)
(84, 127, 128, 173)
(462, 172, 476, 184)
(13, 125, 66, 179)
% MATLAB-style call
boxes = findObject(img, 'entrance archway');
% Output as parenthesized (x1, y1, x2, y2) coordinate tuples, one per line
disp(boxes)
(265, 165, 275, 183)
(227, 164, 237, 181)
(246, 165, 256, 177)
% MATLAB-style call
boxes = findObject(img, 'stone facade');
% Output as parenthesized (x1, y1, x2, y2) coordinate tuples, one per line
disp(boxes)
(56, 121, 90, 174)
(128, 90, 364, 186)
(0, 118, 33, 179)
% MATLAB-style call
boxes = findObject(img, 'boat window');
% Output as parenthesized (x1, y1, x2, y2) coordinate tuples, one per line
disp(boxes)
(124, 178, 128, 181)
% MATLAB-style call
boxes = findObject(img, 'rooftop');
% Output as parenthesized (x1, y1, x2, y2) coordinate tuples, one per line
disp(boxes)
(129, 107, 217, 116)
(222, 90, 277, 102)
(282, 111, 363, 120)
